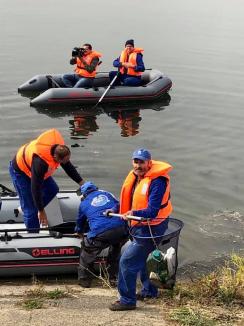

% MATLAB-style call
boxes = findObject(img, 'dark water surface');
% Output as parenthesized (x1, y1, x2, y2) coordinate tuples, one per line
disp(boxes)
(0, 0, 243, 265)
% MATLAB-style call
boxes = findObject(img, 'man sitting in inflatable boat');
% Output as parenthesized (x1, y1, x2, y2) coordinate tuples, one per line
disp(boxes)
(109, 39, 145, 86)
(62, 43, 102, 88)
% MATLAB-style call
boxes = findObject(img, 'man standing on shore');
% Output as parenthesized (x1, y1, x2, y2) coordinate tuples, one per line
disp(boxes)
(109, 148, 172, 311)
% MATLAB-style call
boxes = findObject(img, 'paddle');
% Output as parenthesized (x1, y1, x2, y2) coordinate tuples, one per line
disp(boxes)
(92, 71, 120, 109)
(92, 68, 152, 108)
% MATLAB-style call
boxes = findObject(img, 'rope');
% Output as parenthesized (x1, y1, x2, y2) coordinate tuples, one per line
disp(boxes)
(147, 219, 160, 250)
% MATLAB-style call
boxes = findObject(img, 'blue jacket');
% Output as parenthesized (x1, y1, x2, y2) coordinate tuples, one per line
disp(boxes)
(76, 189, 126, 239)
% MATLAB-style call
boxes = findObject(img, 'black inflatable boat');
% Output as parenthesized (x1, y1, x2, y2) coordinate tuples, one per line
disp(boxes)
(18, 70, 172, 108)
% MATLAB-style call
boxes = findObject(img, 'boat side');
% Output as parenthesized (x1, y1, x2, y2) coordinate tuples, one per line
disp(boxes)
(0, 191, 80, 224)
(0, 218, 182, 277)
(0, 229, 81, 276)
(18, 72, 110, 93)
(30, 75, 172, 108)
(18, 74, 65, 93)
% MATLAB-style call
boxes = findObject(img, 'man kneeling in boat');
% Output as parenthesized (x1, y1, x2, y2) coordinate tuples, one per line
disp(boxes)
(109, 39, 145, 86)
(76, 181, 128, 288)
(62, 43, 102, 88)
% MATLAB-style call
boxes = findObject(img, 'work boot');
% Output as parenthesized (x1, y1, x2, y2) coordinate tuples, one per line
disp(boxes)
(136, 293, 157, 301)
(78, 278, 92, 288)
(109, 300, 136, 311)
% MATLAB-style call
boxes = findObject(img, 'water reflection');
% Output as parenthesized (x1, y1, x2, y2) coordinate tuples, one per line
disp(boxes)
(69, 115, 99, 138)
(108, 110, 141, 137)
(34, 93, 171, 139)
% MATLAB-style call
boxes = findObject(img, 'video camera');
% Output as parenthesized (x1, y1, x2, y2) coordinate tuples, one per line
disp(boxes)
(72, 47, 86, 57)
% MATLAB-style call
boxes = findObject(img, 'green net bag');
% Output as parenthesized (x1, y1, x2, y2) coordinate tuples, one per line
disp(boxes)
(146, 247, 176, 288)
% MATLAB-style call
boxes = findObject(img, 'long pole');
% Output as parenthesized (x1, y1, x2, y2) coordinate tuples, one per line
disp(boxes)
(93, 72, 119, 109)
(108, 212, 146, 222)
(92, 68, 153, 109)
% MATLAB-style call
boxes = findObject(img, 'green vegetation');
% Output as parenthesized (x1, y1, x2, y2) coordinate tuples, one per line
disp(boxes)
(170, 307, 216, 326)
(25, 286, 69, 299)
(46, 288, 67, 299)
(23, 298, 43, 310)
(161, 254, 244, 325)
(174, 254, 243, 305)
(20, 286, 70, 310)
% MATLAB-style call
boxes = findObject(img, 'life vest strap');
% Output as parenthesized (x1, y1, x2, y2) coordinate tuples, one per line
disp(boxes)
(76, 65, 85, 70)
(22, 144, 31, 172)
(160, 193, 171, 209)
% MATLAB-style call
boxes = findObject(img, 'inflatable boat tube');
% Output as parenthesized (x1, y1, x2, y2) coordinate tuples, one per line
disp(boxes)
(18, 70, 172, 108)
(0, 223, 81, 276)
(0, 185, 80, 224)
(0, 185, 183, 279)
(0, 218, 183, 277)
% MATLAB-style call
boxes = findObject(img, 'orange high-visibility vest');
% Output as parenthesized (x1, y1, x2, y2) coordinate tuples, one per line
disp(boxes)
(120, 160, 173, 226)
(119, 48, 144, 76)
(16, 129, 65, 179)
(75, 51, 102, 77)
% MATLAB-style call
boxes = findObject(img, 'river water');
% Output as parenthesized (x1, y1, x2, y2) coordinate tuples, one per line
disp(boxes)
(0, 0, 243, 266)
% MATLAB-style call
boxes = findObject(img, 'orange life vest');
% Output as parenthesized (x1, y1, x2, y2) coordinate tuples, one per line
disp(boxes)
(119, 48, 144, 76)
(120, 160, 173, 226)
(16, 129, 65, 179)
(75, 51, 102, 77)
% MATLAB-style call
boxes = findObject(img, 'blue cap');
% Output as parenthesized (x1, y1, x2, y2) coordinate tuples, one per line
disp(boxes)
(80, 181, 98, 196)
(132, 148, 151, 161)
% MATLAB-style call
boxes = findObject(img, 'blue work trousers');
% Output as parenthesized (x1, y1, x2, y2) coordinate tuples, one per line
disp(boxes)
(62, 73, 94, 88)
(9, 162, 59, 231)
(118, 219, 169, 306)
(109, 71, 142, 86)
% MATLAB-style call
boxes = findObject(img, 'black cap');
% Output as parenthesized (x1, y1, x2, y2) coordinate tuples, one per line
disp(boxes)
(125, 39, 134, 47)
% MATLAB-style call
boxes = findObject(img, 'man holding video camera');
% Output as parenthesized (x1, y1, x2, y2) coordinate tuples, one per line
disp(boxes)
(62, 43, 102, 88)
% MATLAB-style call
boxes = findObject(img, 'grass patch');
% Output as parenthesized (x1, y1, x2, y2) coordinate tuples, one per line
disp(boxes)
(25, 286, 69, 299)
(171, 254, 244, 306)
(23, 298, 43, 310)
(25, 286, 47, 299)
(160, 254, 244, 325)
(169, 307, 216, 326)
(46, 288, 68, 299)
(21, 285, 70, 310)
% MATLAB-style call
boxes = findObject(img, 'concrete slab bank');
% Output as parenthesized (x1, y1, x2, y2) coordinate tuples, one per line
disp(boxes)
(0, 283, 168, 326)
